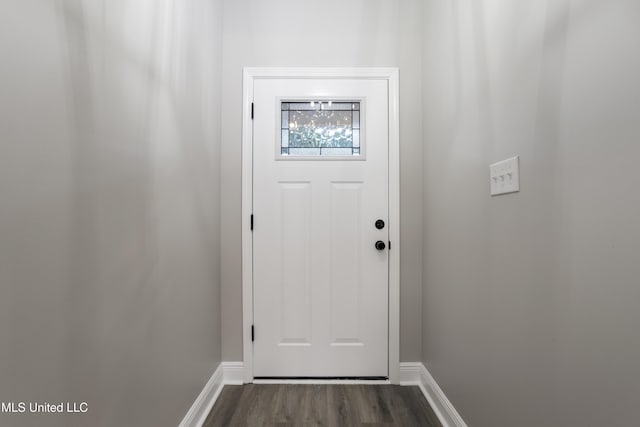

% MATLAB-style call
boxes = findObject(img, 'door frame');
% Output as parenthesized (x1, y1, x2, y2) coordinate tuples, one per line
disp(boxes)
(241, 67, 400, 383)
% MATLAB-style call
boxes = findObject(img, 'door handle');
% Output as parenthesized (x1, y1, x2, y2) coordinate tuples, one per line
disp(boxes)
(375, 240, 386, 251)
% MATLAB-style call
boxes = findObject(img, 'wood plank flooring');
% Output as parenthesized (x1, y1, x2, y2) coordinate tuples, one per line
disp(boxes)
(202, 384, 442, 426)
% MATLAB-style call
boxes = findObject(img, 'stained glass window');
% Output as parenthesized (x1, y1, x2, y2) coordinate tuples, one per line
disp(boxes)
(280, 101, 361, 157)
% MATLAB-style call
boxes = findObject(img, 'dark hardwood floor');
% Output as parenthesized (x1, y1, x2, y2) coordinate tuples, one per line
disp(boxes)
(203, 384, 442, 426)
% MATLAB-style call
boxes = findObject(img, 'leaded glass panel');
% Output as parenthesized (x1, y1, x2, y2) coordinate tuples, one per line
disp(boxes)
(280, 101, 361, 157)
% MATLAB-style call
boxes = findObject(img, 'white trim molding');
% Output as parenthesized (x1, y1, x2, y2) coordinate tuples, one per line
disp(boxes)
(399, 362, 423, 385)
(399, 362, 468, 427)
(179, 362, 246, 427)
(178, 363, 224, 427)
(241, 67, 401, 383)
(222, 361, 244, 385)
(181, 362, 465, 427)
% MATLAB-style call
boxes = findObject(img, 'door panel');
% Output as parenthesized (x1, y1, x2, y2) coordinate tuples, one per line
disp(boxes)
(329, 181, 363, 345)
(279, 181, 312, 345)
(253, 78, 389, 377)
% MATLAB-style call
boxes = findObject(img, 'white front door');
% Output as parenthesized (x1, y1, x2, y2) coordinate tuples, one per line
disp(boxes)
(252, 77, 389, 377)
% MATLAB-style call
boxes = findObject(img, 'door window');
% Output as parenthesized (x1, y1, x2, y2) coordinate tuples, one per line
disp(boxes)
(280, 101, 362, 158)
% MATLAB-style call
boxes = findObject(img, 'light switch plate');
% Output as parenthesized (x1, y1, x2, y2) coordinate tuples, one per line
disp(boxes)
(490, 156, 520, 196)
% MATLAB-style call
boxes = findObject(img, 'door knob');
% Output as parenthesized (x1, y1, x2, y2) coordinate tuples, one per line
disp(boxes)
(375, 219, 385, 229)
(375, 240, 386, 251)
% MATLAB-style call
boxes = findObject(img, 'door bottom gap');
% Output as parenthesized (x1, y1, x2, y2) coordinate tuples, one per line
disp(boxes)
(254, 376, 387, 381)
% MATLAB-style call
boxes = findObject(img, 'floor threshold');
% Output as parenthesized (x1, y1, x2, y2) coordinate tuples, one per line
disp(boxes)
(252, 377, 390, 385)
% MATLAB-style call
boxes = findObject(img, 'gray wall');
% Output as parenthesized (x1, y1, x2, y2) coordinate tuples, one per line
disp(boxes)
(422, 0, 640, 426)
(0, 1, 223, 426)
(220, 0, 425, 363)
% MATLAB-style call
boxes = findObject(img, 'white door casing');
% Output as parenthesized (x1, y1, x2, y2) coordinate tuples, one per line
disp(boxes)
(242, 68, 400, 382)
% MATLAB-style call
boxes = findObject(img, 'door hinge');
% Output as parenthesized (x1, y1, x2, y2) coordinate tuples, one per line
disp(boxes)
(251, 102, 254, 120)
(251, 325, 255, 342)
(250, 214, 254, 231)
(389, 241, 391, 250)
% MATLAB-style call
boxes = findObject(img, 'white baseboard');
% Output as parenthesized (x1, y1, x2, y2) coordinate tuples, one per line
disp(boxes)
(399, 362, 423, 385)
(417, 363, 467, 427)
(180, 361, 465, 427)
(178, 363, 224, 427)
(399, 362, 466, 427)
(178, 362, 245, 427)
(222, 361, 244, 385)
